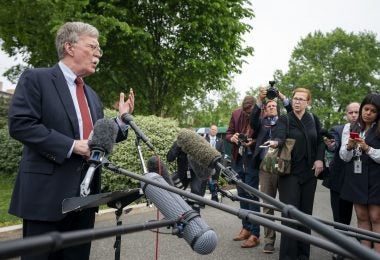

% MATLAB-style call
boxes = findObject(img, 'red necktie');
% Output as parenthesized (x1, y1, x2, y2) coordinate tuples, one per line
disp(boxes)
(75, 77, 93, 139)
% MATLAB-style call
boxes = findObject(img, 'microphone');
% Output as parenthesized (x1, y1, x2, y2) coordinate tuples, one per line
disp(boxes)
(177, 129, 222, 169)
(187, 155, 214, 180)
(120, 113, 155, 151)
(176, 129, 240, 182)
(142, 172, 218, 255)
(146, 156, 175, 186)
(80, 118, 118, 197)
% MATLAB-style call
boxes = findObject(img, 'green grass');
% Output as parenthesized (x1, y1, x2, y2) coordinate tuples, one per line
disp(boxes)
(0, 174, 21, 227)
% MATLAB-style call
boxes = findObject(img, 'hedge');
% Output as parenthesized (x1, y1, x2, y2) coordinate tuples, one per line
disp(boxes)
(1, 109, 181, 192)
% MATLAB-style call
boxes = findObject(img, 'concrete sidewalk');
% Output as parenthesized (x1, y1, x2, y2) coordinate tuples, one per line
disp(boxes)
(0, 183, 360, 260)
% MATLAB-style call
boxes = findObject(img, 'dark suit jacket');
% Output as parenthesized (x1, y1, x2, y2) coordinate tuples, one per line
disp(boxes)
(322, 125, 345, 192)
(273, 111, 325, 181)
(250, 103, 292, 168)
(8, 64, 127, 221)
(205, 135, 224, 155)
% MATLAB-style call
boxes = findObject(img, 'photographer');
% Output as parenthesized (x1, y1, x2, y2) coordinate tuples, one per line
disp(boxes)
(226, 95, 260, 248)
(249, 85, 292, 254)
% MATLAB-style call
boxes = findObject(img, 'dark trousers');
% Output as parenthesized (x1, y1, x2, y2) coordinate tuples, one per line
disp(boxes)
(232, 155, 260, 237)
(330, 189, 353, 225)
(278, 174, 317, 260)
(21, 208, 96, 260)
(190, 170, 208, 197)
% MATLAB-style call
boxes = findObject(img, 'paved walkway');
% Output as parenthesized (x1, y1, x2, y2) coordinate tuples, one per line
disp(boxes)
(0, 182, 358, 259)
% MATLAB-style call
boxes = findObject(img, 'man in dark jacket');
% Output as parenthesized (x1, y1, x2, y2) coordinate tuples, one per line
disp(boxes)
(322, 102, 359, 260)
(8, 22, 134, 260)
(205, 124, 225, 202)
(250, 87, 291, 253)
(225, 96, 260, 248)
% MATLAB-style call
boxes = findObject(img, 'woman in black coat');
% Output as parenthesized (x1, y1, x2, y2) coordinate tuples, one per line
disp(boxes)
(339, 93, 380, 252)
(268, 87, 325, 260)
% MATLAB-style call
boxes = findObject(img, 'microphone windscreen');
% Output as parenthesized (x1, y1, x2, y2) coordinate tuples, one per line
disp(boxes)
(177, 129, 221, 168)
(147, 156, 175, 186)
(142, 172, 218, 255)
(88, 118, 118, 154)
(188, 155, 213, 180)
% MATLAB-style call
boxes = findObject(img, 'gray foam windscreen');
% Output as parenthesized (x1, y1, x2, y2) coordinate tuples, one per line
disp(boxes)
(142, 172, 218, 255)
(177, 129, 221, 168)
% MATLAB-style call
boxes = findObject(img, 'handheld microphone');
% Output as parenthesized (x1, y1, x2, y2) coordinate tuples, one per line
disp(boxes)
(146, 156, 175, 186)
(177, 129, 222, 169)
(120, 113, 155, 151)
(80, 118, 118, 197)
(142, 172, 218, 255)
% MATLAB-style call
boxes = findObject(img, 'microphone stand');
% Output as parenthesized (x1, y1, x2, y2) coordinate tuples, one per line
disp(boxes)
(219, 188, 380, 243)
(135, 137, 148, 173)
(0, 219, 177, 259)
(217, 162, 380, 260)
(219, 183, 380, 242)
(104, 162, 360, 259)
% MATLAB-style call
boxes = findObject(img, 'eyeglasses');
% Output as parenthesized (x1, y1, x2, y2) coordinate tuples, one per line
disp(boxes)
(85, 43, 103, 56)
(292, 97, 307, 103)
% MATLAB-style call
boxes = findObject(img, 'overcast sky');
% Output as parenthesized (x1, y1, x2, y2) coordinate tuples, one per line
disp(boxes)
(1, 0, 380, 93)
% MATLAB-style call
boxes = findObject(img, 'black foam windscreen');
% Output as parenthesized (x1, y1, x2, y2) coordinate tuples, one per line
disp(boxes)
(147, 156, 174, 186)
(88, 118, 118, 154)
(142, 172, 218, 255)
(177, 129, 221, 168)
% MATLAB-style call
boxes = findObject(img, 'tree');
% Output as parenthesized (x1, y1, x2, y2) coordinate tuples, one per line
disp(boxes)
(274, 28, 380, 128)
(0, 0, 254, 117)
(181, 86, 240, 127)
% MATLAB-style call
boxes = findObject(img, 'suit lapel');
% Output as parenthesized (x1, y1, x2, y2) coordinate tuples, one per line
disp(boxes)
(51, 65, 81, 138)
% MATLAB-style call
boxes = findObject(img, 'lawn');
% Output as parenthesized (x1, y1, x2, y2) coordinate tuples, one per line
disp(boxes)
(0, 174, 21, 227)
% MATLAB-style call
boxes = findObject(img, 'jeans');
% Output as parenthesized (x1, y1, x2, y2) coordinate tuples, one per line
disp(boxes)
(232, 155, 260, 237)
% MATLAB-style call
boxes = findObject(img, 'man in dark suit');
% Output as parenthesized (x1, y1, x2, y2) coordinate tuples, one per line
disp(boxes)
(8, 22, 134, 260)
(205, 124, 224, 202)
(322, 102, 360, 260)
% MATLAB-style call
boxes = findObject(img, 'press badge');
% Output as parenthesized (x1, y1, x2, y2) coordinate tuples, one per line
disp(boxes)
(187, 170, 191, 179)
(354, 159, 362, 174)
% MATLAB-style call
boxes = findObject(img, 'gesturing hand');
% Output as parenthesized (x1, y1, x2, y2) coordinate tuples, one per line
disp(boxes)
(119, 88, 135, 115)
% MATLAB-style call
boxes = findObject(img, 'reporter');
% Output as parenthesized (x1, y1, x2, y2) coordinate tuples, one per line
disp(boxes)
(225, 95, 260, 248)
(340, 93, 380, 252)
(272, 87, 324, 260)
(249, 86, 291, 253)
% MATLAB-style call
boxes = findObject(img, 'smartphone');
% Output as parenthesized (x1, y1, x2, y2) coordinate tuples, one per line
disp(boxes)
(259, 142, 270, 148)
(350, 132, 359, 139)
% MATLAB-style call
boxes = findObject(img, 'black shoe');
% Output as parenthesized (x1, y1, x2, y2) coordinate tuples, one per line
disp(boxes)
(332, 253, 345, 260)
(263, 243, 274, 254)
(211, 195, 219, 202)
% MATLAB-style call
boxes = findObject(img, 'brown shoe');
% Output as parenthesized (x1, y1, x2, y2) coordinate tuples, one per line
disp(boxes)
(233, 228, 251, 241)
(241, 235, 260, 248)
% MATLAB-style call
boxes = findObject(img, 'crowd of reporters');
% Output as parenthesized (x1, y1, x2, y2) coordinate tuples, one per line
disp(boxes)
(185, 86, 380, 260)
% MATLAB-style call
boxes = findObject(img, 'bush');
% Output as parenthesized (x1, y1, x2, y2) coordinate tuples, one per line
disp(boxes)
(0, 110, 181, 187)
(0, 127, 22, 175)
(102, 109, 180, 191)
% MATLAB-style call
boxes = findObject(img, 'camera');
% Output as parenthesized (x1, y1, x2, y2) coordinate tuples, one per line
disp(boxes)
(238, 133, 248, 143)
(266, 80, 279, 100)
